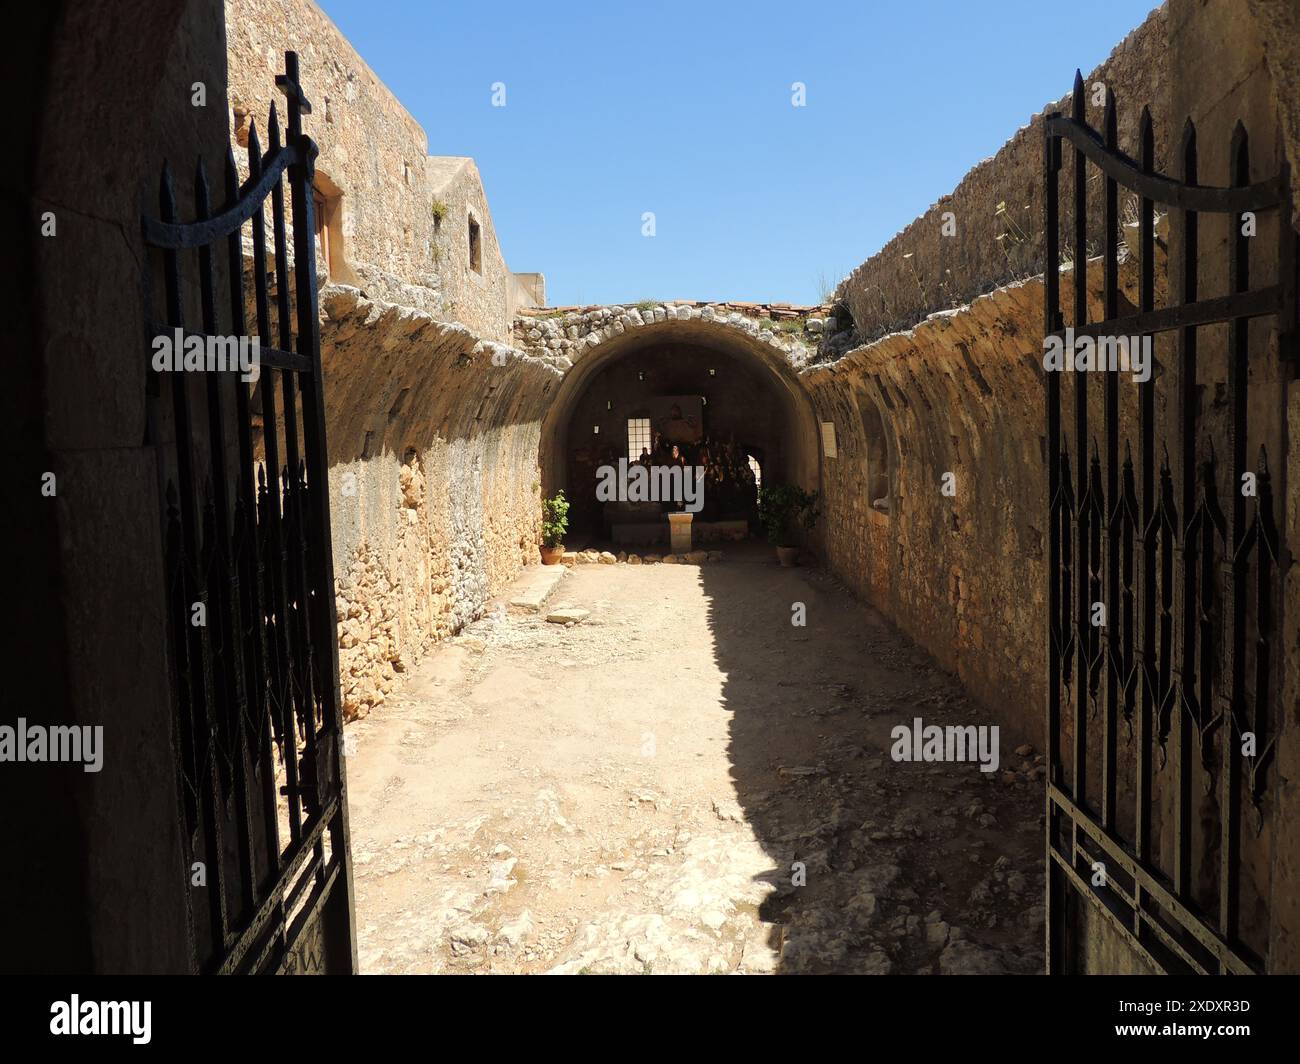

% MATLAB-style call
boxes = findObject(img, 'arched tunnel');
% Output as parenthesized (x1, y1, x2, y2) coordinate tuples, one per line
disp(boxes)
(539, 319, 822, 541)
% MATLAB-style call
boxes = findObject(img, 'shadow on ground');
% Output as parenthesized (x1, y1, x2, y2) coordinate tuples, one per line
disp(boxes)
(699, 543, 1046, 974)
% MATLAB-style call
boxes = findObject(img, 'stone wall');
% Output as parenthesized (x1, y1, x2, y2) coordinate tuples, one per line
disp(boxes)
(834, 6, 1170, 350)
(811, 0, 1300, 970)
(12, 0, 233, 972)
(803, 255, 1164, 746)
(225, 0, 556, 722)
(428, 156, 519, 343)
(226, 0, 441, 308)
(225, 0, 532, 339)
(314, 286, 561, 719)
(514, 302, 828, 367)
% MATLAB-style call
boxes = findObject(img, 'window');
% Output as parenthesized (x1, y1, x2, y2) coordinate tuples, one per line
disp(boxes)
(311, 172, 347, 282)
(747, 454, 762, 490)
(627, 417, 651, 460)
(468, 215, 482, 274)
(861, 399, 892, 511)
(313, 189, 331, 274)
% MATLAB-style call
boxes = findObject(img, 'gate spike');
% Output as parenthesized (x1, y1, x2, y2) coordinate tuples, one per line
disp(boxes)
(224, 143, 239, 202)
(267, 101, 281, 149)
(1229, 119, 1249, 163)
(1072, 69, 1085, 121)
(159, 161, 177, 220)
(193, 155, 211, 220)
(1180, 116, 1198, 169)
(248, 120, 262, 176)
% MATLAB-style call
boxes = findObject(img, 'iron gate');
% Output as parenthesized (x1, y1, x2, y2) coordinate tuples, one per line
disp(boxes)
(1043, 72, 1296, 973)
(142, 52, 355, 973)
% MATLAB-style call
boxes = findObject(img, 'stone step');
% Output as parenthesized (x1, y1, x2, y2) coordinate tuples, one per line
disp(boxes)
(508, 564, 568, 613)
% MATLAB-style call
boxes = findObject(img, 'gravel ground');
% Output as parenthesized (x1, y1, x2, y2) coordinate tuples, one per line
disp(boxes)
(345, 546, 1046, 974)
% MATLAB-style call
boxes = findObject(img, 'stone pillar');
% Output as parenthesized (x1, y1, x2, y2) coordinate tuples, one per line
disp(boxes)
(667, 512, 693, 554)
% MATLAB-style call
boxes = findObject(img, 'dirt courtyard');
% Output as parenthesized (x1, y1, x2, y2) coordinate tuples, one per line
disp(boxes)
(344, 546, 1046, 974)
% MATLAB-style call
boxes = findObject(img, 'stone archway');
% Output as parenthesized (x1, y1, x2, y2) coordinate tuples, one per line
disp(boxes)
(532, 310, 822, 540)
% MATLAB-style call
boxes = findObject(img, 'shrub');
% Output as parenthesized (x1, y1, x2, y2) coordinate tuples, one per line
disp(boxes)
(541, 490, 569, 548)
(757, 484, 820, 546)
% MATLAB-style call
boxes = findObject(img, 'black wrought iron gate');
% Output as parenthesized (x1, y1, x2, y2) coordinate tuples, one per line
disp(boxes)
(142, 53, 356, 973)
(1043, 72, 1296, 973)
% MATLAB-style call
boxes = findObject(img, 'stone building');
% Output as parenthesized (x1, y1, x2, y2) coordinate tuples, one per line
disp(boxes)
(226, 0, 540, 339)
(6, 0, 1300, 978)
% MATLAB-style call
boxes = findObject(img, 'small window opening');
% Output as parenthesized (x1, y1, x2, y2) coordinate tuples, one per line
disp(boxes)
(627, 417, 651, 460)
(313, 189, 331, 274)
(861, 400, 892, 512)
(468, 216, 482, 274)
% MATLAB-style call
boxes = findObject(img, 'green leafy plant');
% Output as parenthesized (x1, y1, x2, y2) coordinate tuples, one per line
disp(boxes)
(757, 484, 820, 546)
(541, 490, 570, 548)
(431, 200, 449, 223)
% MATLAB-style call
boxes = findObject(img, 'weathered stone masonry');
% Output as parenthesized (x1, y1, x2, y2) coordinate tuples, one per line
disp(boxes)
(316, 286, 561, 719)
(805, 0, 1300, 758)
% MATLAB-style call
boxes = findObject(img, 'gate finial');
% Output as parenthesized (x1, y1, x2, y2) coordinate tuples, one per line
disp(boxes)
(275, 51, 313, 137)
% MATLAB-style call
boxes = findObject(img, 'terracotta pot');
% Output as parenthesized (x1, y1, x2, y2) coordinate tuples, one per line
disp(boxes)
(776, 546, 799, 567)
(540, 544, 565, 565)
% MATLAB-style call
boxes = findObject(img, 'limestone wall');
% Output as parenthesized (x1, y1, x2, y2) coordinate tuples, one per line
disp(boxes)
(226, 0, 440, 308)
(514, 302, 826, 367)
(428, 157, 517, 343)
(313, 285, 560, 720)
(810, 0, 1300, 969)
(225, 0, 527, 339)
(803, 259, 1161, 745)
(834, 6, 1170, 350)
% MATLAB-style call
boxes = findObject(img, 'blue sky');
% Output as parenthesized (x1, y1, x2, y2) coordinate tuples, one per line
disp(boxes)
(317, 0, 1157, 307)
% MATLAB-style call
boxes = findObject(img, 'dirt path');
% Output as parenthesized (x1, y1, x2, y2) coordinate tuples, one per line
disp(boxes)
(345, 546, 1046, 974)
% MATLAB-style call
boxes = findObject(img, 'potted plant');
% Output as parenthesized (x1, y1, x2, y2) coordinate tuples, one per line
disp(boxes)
(540, 490, 569, 564)
(757, 484, 820, 566)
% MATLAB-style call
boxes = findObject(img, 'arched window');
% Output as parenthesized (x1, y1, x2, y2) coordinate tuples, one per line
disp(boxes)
(860, 398, 892, 511)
